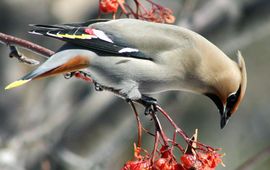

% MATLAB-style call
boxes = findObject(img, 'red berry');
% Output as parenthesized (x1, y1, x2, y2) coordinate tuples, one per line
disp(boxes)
(180, 154, 196, 169)
(160, 146, 171, 158)
(153, 158, 180, 170)
(99, 0, 124, 13)
(196, 151, 223, 169)
(121, 160, 150, 170)
(153, 158, 166, 170)
(173, 164, 185, 170)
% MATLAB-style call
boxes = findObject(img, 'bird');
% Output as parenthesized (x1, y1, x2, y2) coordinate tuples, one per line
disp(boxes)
(5, 19, 247, 128)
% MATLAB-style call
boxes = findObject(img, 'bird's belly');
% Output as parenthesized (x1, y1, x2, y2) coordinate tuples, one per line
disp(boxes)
(85, 57, 179, 96)
(138, 80, 176, 94)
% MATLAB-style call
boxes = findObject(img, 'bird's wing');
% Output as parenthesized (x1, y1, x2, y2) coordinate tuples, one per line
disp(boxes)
(63, 19, 110, 27)
(29, 19, 151, 60)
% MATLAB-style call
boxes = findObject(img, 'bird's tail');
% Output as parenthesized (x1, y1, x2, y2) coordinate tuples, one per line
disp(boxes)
(5, 49, 93, 90)
(29, 24, 76, 38)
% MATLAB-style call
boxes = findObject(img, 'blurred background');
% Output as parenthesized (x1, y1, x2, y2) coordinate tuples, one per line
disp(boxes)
(0, 0, 270, 169)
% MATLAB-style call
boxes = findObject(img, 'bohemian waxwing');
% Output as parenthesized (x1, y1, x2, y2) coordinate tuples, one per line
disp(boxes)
(5, 19, 247, 128)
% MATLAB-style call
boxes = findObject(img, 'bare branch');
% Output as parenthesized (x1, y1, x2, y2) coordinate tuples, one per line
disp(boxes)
(236, 145, 270, 170)
(9, 45, 40, 65)
(0, 32, 54, 58)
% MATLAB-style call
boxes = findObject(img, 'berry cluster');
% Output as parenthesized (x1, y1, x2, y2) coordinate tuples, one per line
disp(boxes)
(122, 143, 223, 170)
(119, 103, 225, 170)
(99, 0, 125, 13)
(99, 0, 175, 23)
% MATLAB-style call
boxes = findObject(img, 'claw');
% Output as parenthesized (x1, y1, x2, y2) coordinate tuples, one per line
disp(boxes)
(94, 82, 103, 91)
(64, 72, 75, 79)
(144, 104, 157, 115)
(139, 95, 158, 115)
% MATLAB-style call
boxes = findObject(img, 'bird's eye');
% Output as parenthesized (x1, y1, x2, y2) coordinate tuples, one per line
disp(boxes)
(227, 94, 237, 104)
(226, 94, 236, 110)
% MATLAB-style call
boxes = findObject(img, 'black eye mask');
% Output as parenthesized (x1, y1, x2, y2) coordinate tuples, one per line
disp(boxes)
(226, 86, 241, 113)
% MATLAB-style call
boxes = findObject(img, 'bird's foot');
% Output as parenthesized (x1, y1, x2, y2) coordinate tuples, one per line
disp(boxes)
(64, 71, 93, 82)
(137, 95, 158, 115)
(94, 82, 104, 91)
(64, 72, 75, 79)
(144, 103, 157, 115)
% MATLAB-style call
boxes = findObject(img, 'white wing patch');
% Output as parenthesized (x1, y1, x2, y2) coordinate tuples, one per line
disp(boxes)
(47, 31, 62, 38)
(29, 30, 43, 35)
(92, 29, 113, 43)
(119, 48, 139, 53)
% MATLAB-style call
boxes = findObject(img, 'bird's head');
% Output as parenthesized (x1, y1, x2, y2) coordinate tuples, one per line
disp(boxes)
(205, 51, 247, 129)
(5, 49, 93, 90)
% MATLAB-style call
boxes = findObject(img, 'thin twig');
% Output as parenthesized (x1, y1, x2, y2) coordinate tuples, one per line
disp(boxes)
(117, 0, 129, 16)
(167, 139, 185, 153)
(156, 105, 215, 151)
(156, 105, 189, 141)
(134, 0, 140, 17)
(129, 101, 142, 148)
(123, 4, 137, 17)
(145, 0, 164, 9)
(135, 0, 148, 13)
(9, 45, 40, 65)
(151, 131, 160, 164)
(141, 126, 155, 136)
(151, 111, 169, 146)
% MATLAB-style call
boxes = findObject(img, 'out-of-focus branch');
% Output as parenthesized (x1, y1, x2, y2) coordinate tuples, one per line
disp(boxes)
(177, 0, 240, 33)
(236, 145, 270, 170)
(0, 32, 54, 58)
(8, 45, 40, 65)
(57, 108, 138, 170)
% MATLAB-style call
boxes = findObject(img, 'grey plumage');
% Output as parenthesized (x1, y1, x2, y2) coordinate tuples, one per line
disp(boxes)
(6, 19, 247, 128)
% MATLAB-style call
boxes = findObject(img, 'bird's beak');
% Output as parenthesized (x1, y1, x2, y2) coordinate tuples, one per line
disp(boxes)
(5, 55, 90, 90)
(205, 93, 231, 129)
(220, 104, 231, 129)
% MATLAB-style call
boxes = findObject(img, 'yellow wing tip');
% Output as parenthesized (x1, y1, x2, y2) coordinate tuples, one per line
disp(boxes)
(5, 79, 31, 90)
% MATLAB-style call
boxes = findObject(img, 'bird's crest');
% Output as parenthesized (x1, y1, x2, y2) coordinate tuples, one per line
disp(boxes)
(230, 50, 247, 113)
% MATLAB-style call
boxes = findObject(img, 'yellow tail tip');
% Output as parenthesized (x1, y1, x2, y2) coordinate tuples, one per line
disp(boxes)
(5, 79, 31, 90)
